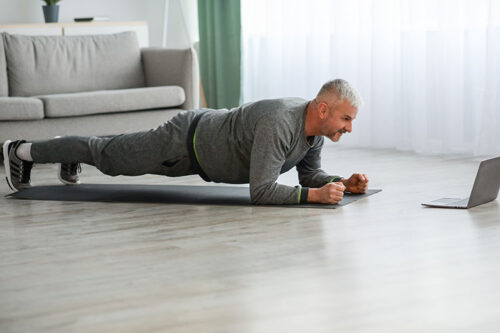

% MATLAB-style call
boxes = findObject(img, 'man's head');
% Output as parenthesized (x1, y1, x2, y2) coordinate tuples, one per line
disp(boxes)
(308, 79, 363, 142)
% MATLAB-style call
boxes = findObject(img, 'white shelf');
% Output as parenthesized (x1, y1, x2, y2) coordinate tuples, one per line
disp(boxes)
(0, 21, 149, 47)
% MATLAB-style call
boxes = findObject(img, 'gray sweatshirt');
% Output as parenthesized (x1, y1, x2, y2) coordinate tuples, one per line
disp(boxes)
(195, 98, 342, 205)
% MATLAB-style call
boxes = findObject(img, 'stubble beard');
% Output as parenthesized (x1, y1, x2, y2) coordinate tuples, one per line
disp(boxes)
(330, 129, 346, 142)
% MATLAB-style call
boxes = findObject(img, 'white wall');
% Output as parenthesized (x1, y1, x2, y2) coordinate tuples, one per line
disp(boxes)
(0, 0, 198, 48)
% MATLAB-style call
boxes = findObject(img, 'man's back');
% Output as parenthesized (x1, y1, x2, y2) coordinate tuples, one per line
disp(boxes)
(195, 98, 310, 184)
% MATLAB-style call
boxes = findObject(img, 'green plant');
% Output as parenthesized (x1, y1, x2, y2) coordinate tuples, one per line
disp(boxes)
(42, 0, 62, 5)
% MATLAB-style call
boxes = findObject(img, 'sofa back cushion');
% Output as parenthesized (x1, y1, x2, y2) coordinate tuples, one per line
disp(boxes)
(39, 86, 186, 118)
(3, 31, 145, 97)
(0, 34, 8, 97)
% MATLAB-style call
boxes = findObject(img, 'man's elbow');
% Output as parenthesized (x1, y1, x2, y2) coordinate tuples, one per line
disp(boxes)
(249, 185, 270, 205)
(250, 191, 266, 205)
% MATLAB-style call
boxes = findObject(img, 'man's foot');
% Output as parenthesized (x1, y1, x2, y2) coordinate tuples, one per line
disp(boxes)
(3, 140, 33, 191)
(58, 163, 81, 185)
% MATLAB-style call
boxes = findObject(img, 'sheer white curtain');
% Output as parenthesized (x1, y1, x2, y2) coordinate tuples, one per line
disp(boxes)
(242, 0, 500, 156)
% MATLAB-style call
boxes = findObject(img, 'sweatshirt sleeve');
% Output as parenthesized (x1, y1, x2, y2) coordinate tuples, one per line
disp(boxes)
(248, 116, 308, 205)
(296, 136, 343, 188)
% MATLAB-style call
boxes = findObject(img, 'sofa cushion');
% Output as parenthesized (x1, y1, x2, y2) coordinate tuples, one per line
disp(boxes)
(0, 34, 8, 97)
(38, 86, 185, 118)
(0, 97, 44, 120)
(3, 31, 145, 97)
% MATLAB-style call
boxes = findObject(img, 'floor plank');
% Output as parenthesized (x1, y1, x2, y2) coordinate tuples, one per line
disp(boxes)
(1, 146, 499, 332)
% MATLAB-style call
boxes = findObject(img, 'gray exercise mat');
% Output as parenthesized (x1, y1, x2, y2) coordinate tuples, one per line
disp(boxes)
(8, 184, 381, 208)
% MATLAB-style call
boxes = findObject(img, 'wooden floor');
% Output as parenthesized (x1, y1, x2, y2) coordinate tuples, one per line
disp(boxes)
(1, 146, 499, 332)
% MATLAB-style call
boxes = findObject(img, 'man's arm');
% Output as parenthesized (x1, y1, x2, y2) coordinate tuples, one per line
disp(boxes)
(296, 137, 369, 203)
(296, 136, 344, 187)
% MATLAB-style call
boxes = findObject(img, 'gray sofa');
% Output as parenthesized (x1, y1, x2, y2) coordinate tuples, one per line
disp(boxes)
(0, 31, 199, 147)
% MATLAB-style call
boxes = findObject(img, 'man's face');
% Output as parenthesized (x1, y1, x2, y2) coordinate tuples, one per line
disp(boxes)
(320, 99, 358, 142)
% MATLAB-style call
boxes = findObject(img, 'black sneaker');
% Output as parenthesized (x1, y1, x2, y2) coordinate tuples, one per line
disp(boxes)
(3, 140, 33, 191)
(58, 163, 81, 185)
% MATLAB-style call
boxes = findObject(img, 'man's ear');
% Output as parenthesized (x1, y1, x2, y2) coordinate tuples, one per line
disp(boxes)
(318, 102, 329, 120)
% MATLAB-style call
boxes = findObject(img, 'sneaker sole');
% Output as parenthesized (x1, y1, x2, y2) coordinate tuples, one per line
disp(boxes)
(58, 163, 81, 185)
(3, 140, 15, 191)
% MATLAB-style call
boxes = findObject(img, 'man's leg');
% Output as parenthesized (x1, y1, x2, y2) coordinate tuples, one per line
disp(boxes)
(31, 136, 97, 165)
(4, 138, 84, 188)
(31, 131, 169, 177)
(5, 134, 141, 191)
(32, 136, 98, 185)
(31, 112, 199, 178)
(4, 111, 199, 190)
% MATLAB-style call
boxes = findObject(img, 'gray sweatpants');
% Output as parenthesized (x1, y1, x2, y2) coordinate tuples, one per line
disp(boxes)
(30, 111, 198, 178)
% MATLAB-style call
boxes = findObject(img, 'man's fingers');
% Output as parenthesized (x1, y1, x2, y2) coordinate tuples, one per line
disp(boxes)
(361, 180, 368, 192)
(325, 182, 345, 203)
(334, 182, 346, 191)
(328, 189, 344, 203)
(355, 173, 369, 185)
(357, 173, 368, 183)
(362, 174, 369, 183)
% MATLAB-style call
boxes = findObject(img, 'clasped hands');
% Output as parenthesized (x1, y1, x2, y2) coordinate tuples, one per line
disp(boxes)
(308, 173, 369, 204)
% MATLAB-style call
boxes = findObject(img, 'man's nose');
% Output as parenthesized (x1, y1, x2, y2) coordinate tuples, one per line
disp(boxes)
(345, 122, 352, 133)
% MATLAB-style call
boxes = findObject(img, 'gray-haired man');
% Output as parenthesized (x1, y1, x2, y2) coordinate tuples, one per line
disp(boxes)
(3, 79, 369, 205)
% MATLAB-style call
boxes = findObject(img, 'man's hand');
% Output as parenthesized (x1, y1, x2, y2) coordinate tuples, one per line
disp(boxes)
(308, 182, 346, 204)
(341, 173, 369, 194)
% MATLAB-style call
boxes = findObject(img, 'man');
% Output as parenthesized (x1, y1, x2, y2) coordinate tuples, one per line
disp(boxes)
(3, 79, 369, 205)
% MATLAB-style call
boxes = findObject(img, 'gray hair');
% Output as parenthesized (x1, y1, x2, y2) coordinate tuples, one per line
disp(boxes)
(316, 79, 363, 108)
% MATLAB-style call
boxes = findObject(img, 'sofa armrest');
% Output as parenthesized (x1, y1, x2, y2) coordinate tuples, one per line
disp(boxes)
(141, 47, 200, 110)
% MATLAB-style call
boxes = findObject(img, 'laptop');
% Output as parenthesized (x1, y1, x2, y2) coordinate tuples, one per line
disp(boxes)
(421, 156, 500, 209)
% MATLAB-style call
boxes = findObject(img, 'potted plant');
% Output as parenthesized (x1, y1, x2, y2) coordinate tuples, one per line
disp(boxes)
(42, 0, 62, 23)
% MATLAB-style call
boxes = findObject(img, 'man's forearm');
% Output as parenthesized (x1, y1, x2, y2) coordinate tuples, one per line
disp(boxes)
(250, 181, 310, 205)
(307, 188, 320, 203)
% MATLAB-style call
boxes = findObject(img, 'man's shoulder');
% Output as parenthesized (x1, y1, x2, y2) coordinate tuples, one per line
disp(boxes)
(245, 97, 307, 118)
(250, 97, 308, 109)
(250, 98, 308, 138)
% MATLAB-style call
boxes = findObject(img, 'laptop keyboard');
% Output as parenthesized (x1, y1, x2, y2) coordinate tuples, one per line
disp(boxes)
(432, 198, 469, 206)
(452, 198, 469, 206)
